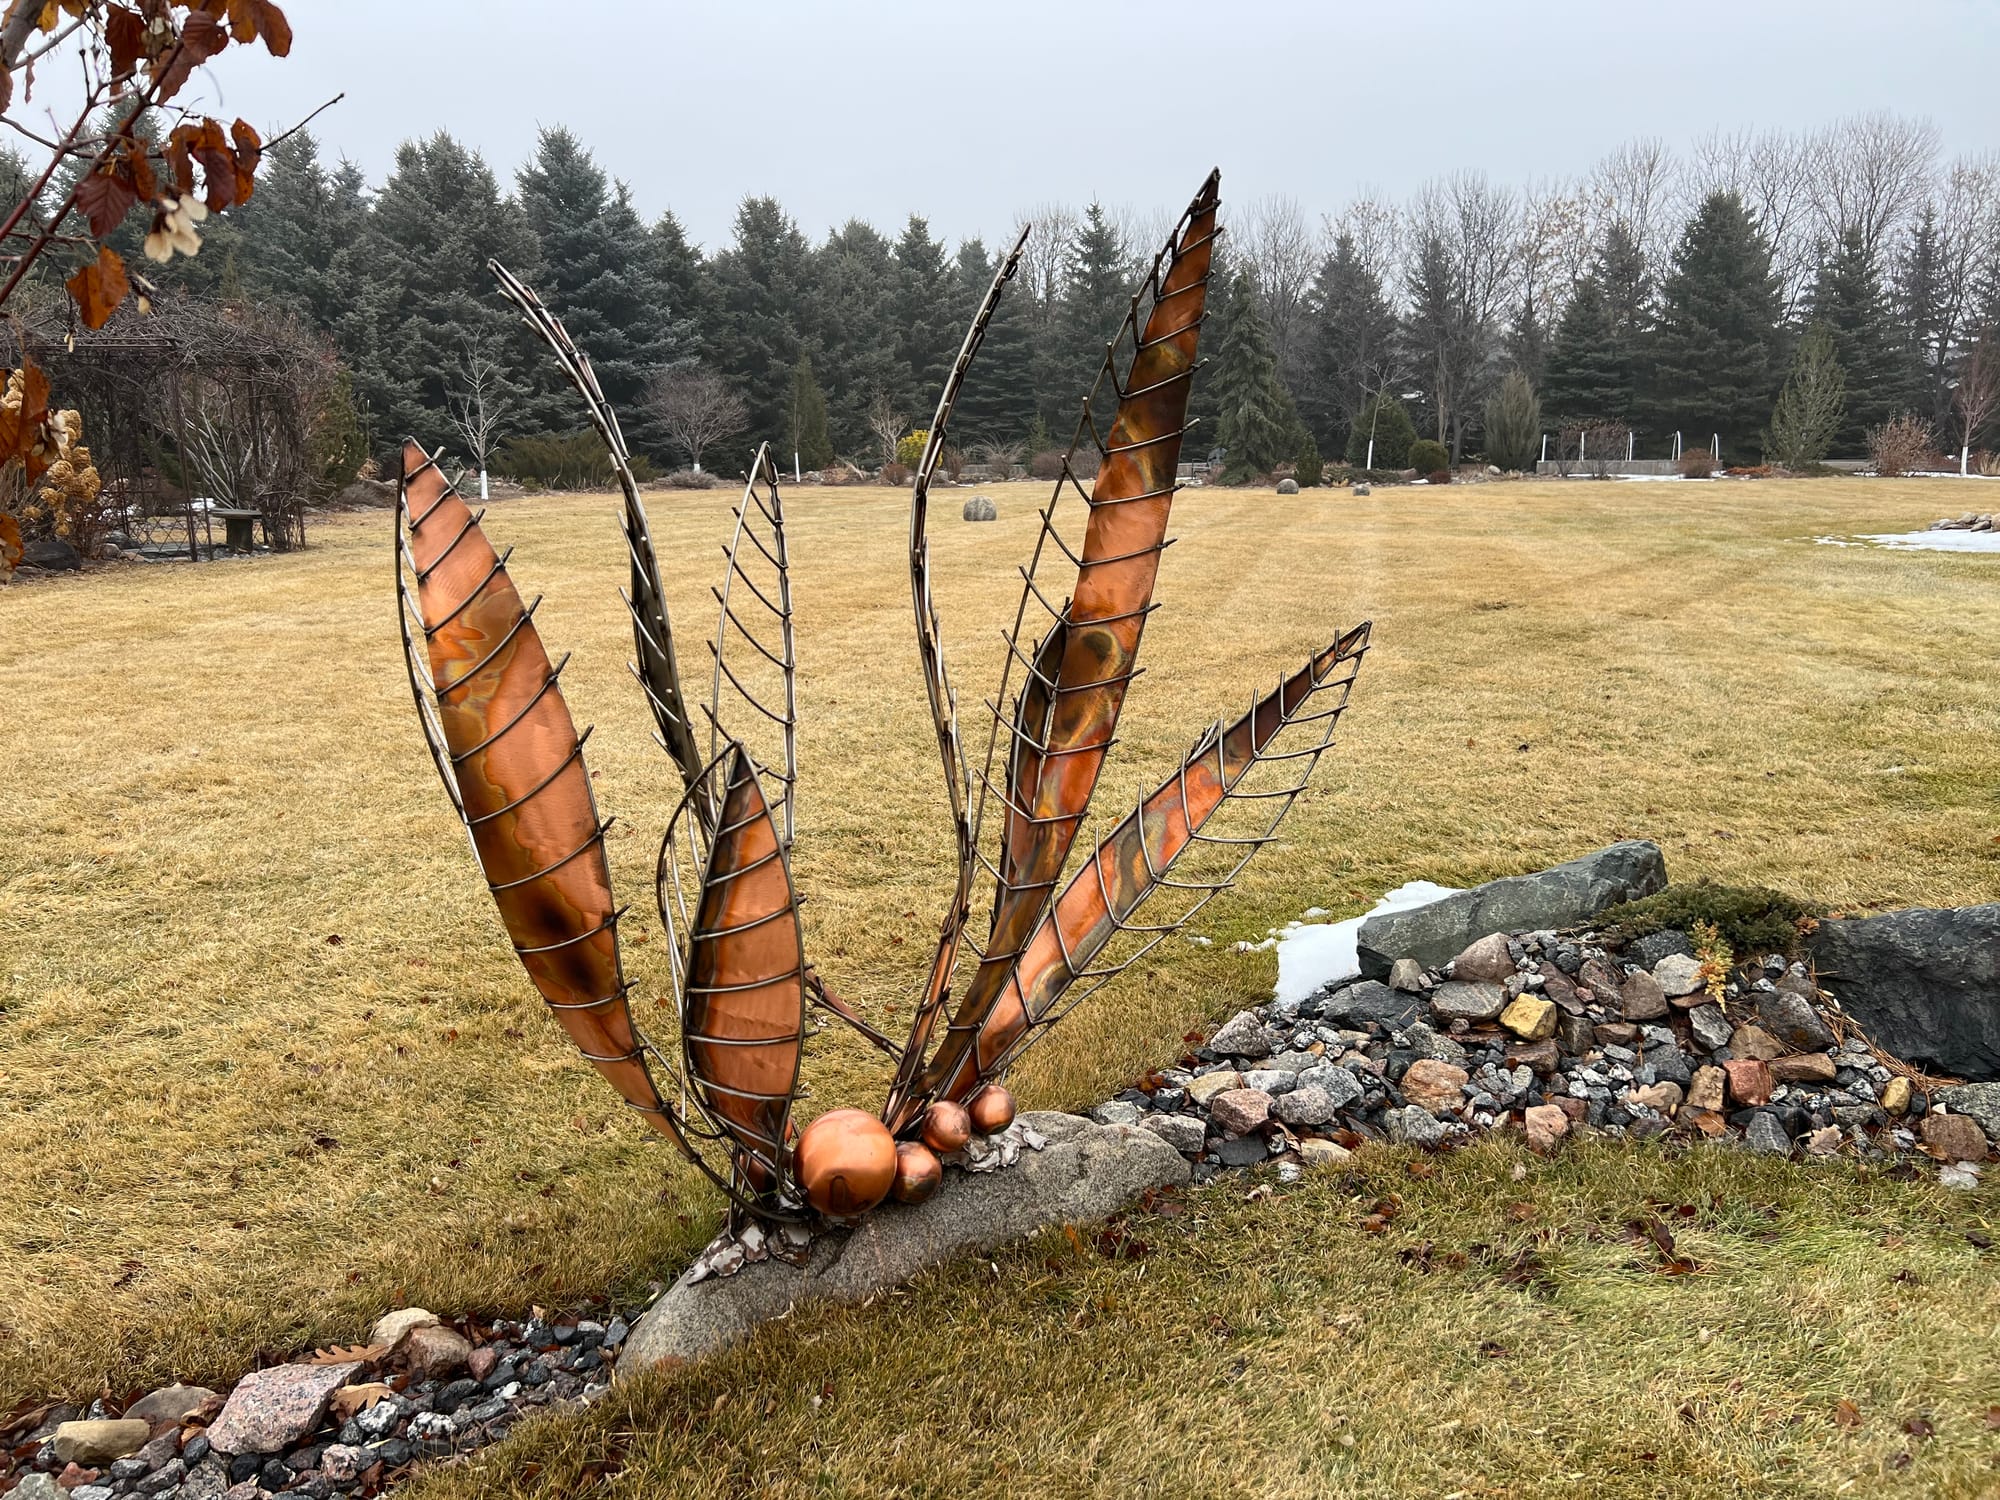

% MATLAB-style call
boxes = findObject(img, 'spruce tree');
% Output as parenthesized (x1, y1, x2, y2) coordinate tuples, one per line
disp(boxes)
(516, 127, 692, 455)
(706, 196, 814, 447)
(1208, 270, 1302, 480)
(1896, 207, 1952, 431)
(1808, 225, 1917, 455)
(332, 132, 538, 448)
(648, 209, 711, 343)
(893, 215, 959, 412)
(811, 218, 901, 454)
(1053, 202, 1131, 426)
(1763, 321, 1845, 469)
(1644, 191, 1784, 462)
(1401, 234, 1461, 449)
(788, 352, 834, 470)
(953, 244, 1040, 445)
(1299, 233, 1399, 456)
(1483, 370, 1542, 471)
(1541, 280, 1628, 424)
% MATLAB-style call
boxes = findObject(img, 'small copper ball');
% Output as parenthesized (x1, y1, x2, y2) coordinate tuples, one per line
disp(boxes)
(967, 1084, 1017, 1135)
(891, 1140, 943, 1204)
(920, 1100, 973, 1154)
(793, 1108, 896, 1218)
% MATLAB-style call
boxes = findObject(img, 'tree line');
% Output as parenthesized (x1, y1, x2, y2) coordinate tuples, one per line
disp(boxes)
(35, 109, 1999, 477)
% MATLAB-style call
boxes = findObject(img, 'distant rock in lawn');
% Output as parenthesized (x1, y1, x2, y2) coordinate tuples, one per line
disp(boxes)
(1352, 482, 1371, 495)
(330, 478, 396, 509)
(962, 495, 997, 521)
(1808, 905, 2000, 1079)
(1356, 840, 1666, 977)
(1276, 478, 1299, 494)
(22, 535, 82, 571)
(621, 1113, 1188, 1371)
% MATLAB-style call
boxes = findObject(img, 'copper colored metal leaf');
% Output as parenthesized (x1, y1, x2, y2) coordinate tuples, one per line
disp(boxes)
(66, 246, 130, 329)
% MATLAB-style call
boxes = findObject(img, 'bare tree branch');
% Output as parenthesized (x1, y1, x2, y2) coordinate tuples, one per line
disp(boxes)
(645, 364, 747, 473)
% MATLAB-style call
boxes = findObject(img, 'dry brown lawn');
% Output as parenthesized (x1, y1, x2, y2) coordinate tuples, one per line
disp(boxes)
(3, 475, 1997, 1496)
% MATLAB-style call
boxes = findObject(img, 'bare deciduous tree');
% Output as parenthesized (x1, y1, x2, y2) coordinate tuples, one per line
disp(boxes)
(1693, 125, 1819, 312)
(1588, 136, 1687, 273)
(1807, 111, 1940, 264)
(1239, 194, 1321, 388)
(1406, 172, 1519, 458)
(1330, 192, 1403, 287)
(865, 392, 908, 468)
(1014, 201, 1079, 332)
(449, 340, 512, 501)
(1953, 328, 2000, 474)
(645, 365, 747, 473)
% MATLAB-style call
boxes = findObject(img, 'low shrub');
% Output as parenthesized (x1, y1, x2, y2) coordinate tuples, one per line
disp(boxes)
(1408, 438, 1450, 474)
(942, 445, 966, 481)
(1724, 464, 1775, 478)
(1325, 466, 1409, 487)
(1675, 448, 1718, 479)
(1425, 469, 1452, 485)
(1294, 437, 1323, 488)
(502, 431, 657, 489)
(1868, 413, 1939, 477)
(663, 468, 719, 489)
(895, 429, 928, 468)
(1977, 450, 2000, 478)
(1028, 449, 1064, 481)
(1600, 879, 1820, 958)
(882, 461, 912, 486)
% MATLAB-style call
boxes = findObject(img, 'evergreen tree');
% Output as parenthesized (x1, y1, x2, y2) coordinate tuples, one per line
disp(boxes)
(1644, 191, 1784, 462)
(648, 208, 711, 343)
(953, 242, 1040, 445)
(788, 351, 834, 469)
(1208, 270, 1301, 480)
(1595, 220, 1653, 348)
(332, 132, 538, 449)
(1896, 207, 1953, 432)
(1344, 391, 1417, 469)
(1483, 370, 1542, 471)
(516, 127, 692, 454)
(707, 196, 814, 447)
(1541, 280, 1629, 423)
(220, 132, 365, 329)
(811, 218, 901, 453)
(1808, 225, 1917, 454)
(1505, 291, 1547, 388)
(1298, 232, 1399, 456)
(1763, 321, 1845, 469)
(892, 215, 958, 411)
(1052, 202, 1131, 429)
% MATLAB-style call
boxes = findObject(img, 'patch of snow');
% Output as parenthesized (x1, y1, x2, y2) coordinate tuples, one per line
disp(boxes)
(1815, 530, 2000, 553)
(1272, 880, 1461, 1005)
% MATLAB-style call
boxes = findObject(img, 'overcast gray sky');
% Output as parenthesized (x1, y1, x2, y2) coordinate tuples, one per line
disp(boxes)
(170, 0, 2000, 249)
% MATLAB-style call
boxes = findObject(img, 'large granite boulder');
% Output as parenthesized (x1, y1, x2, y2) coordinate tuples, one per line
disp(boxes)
(1356, 841, 1667, 978)
(1809, 905, 2000, 1080)
(622, 1112, 1189, 1371)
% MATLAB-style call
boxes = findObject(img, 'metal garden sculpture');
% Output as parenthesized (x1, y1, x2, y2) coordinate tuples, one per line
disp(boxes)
(395, 171, 1372, 1244)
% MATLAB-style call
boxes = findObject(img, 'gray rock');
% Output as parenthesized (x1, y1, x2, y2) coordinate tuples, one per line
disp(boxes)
(177, 1460, 229, 1500)
(331, 477, 397, 509)
(1430, 981, 1505, 1023)
(1388, 957, 1427, 993)
(1209, 1088, 1273, 1134)
(1241, 1068, 1297, 1096)
(204, 1363, 364, 1455)
(1275, 478, 1300, 495)
(1935, 1082, 2000, 1144)
(124, 1384, 219, 1428)
(1139, 1113, 1207, 1155)
(1620, 971, 1669, 1021)
(1353, 482, 1372, 496)
(1385, 1105, 1447, 1148)
(1273, 1083, 1337, 1126)
(1653, 953, 1704, 997)
(68, 1489, 111, 1500)
(1356, 841, 1666, 977)
(22, 535, 82, 571)
(1745, 1111, 1793, 1156)
(1688, 1004, 1733, 1053)
(9, 1476, 62, 1500)
(621, 1112, 1190, 1371)
(1402, 1021, 1467, 1066)
(1449, 932, 1517, 983)
(961, 495, 997, 522)
(1206, 1010, 1282, 1058)
(1809, 905, 2000, 1079)
(1755, 989, 1837, 1052)
(1298, 1065, 1363, 1111)
(1628, 929, 1694, 967)
(1089, 1100, 1143, 1127)
(1318, 979, 1420, 1030)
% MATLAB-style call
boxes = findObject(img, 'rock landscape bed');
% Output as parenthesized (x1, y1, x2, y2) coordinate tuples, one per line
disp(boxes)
(4, 851, 1996, 1499)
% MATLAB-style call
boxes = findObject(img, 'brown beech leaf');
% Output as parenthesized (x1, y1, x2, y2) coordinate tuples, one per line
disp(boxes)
(241, 0, 291, 55)
(153, 11, 228, 103)
(104, 4, 146, 79)
(126, 141, 157, 204)
(230, 118, 261, 203)
(1833, 1397, 1861, 1428)
(328, 1383, 391, 1421)
(190, 118, 236, 211)
(74, 166, 138, 239)
(67, 247, 131, 329)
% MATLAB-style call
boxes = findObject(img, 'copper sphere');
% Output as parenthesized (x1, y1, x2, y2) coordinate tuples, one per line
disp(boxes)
(891, 1140, 943, 1205)
(967, 1084, 1017, 1135)
(920, 1100, 973, 1155)
(794, 1108, 896, 1218)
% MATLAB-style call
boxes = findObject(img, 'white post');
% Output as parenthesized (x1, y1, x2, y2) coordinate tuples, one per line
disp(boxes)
(1626, 431, 1634, 462)
(478, 469, 489, 502)
(1579, 430, 1587, 461)
(1540, 433, 1548, 463)
(1673, 430, 1682, 459)
(1962, 444, 1971, 477)
(693, 460, 703, 474)
(1366, 438, 1375, 470)
(795, 451, 802, 483)
(1711, 433, 1719, 460)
